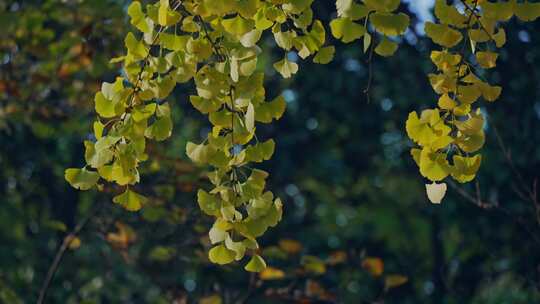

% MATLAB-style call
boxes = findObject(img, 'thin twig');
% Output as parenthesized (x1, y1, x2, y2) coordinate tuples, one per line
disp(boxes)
(448, 180, 540, 245)
(37, 203, 103, 304)
(363, 34, 375, 104)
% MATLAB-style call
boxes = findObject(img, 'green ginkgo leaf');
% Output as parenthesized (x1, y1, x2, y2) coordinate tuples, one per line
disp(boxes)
(313, 46, 335, 64)
(330, 18, 365, 43)
(113, 188, 147, 211)
(273, 57, 298, 78)
(144, 117, 172, 141)
(65, 168, 100, 190)
(375, 37, 398, 57)
(208, 244, 236, 265)
(245, 254, 267, 272)
(370, 12, 409, 36)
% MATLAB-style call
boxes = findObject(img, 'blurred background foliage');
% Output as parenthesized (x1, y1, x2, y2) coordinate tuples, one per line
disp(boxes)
(1, 0, 540, 303)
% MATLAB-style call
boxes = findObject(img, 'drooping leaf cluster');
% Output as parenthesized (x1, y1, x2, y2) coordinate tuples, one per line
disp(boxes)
(65, 0, 540, 270)
(406, 0, 540, 202)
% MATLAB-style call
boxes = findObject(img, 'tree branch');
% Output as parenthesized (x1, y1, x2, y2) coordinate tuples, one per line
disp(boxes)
(37, 202, 102, 304)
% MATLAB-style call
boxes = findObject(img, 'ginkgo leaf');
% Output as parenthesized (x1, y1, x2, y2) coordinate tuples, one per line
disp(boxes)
(434, 0, 467, 27)
(478, 82, 502, 102)
(313, 46, 335, 64)
(425, 182, 447, 204)
(476, 51, 498, 69)
(113, 188, 147, 211)
(125, 32, 148, 60)
(375, 37, 398, 57)
(128, 1, 153, 33)
(255, 96, 287, 123)
(330, 18, 366, 43)
(514, 1, 540, 22)
(158, 0, 181, 26)
(144, 117, 173, 141)
(336, 0, 353, 17)
(197, 190, 221, 216)
(363, 0, 400, 13)
(454, 110, 484, 135)
(493, 28, 506, 48)
(65, 168, 100, 190)
(438, 94, 457, 110)
(457, 131, 485, 153)
(93, 120, 104, 140)
(254, 7, 273, 30)
(481, 0, 514, 21)
(224, 236, 246, 260)
(245, 254, 267, 272)
(209, 226, 228, 244)
(273, 57, 298, 78)
(273, 30, 295, 51)
(419, 148, 450, 181)
(208, 244, 236, 265)
(95, 92, 121, 118)
(246, 139, 275, 163)
(370, 12, 409, 36)
(222, 15, 254, 37)
(451, 155, 482, 183)
(240, 29, 262, 47)
(189, 96, 221, 114)
(186, 142, 214, 164)
(425, 22, 463, 48)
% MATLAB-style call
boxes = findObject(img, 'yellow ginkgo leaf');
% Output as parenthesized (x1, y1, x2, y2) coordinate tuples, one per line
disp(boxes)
(514, 1, 540, 22)
(222, 15, 254, 37)
(438, 94, 457, 110)
(476, 51, 498, 69)
(493, 28, 506, 48)
(431, 50, 461, 72)
(426, 182, 447, 204)
(363, 0, 400, 13)
(273, 57, 299, 78)
(457, 84, 482, 104)
(419, 148, 451, 181)
(330, 18, 366, 43)
(481, 0, 514, 21)
(434, 0, 467, 28)
(313, 46, 335, 64)
(451, 154, 482, 183)
(425, 22, 463, 48)
(454, 109, 484, 135)
(456, 131, 485, 153)
(370, 12, 409, 36)
(478, 82, 502, 102)
(375, 36, 398, 57)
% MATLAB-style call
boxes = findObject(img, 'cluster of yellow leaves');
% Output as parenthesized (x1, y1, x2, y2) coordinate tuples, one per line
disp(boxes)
(65, 0, 540, 271)
(67, 0, 365, 272)
(405, 0, 540, 203)
(331, 0, 410, 56)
